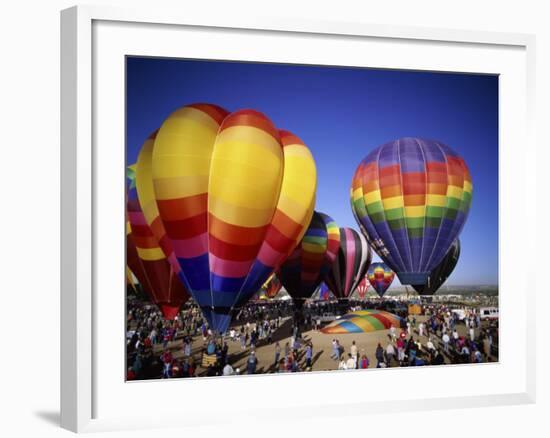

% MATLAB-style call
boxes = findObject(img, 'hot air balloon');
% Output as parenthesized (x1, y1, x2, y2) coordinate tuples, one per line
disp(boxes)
(321, 310, 403, 334)
(354, 277, 370, 300)
(148, 104, 317, 333)
(319, 282, 332, 301)
(367, 262, 395, 297)
(351, 137, 472, 286)
(413, 238, 460, 295)
(126, 170, 190, 320)
(324, 227, 372, 299)
(279, 212, 340, 306)
(135, 130, 181, 276)
(262, 273, 283, 299)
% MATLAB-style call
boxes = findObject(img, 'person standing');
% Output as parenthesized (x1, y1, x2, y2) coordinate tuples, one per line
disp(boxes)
(331, 339, 340, 361)
(390, 325, 397, 342)
(375, 343, 385, 368)
(274, 342, 281, 365)
(247, 351, 258, 374)
(385, 343, 396, 366)
(442, 332, 450, 353)
(452, 328, 459, 347)
(359, 354, 369, 369)
(346, 353, 356, 370)
(305, 343, 313, 369)
(160, 349, 173, 378)
(396, 336, 405, 364)
(350, 340, 358, 365)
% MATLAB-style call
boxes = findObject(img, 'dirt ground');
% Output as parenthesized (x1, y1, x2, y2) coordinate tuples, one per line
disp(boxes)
(149, 315, 496, 376)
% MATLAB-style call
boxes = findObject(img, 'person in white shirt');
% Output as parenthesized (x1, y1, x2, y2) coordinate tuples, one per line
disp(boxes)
(418, 322, 425, 337)
(442, 333, 450, 352)
(345, 354, 356, 370)
(223, 362, 234, 376)
(452, 329, 459, 346)
(426, 338, 435, 352)
(350, 341, 358, 362)
(390, 325, 397, 341)
(338, 356, 348, 370)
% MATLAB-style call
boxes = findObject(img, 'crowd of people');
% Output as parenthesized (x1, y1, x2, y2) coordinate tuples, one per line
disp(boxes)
(126, 298, 499, 380)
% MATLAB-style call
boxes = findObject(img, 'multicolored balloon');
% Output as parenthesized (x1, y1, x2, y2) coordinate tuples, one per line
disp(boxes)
(126, 171, 189, 320)
(318, 282, 332, 301)
(279, 212, 340, 305)
(321, 310, 403, 334)
(351, 137, 472, 286)
(354, 277, 370, 300)
(135, 130, 181, 275)
(262, 273, 283, 299)
(147, 104, 317, 333)
(324, 227, 372, 299)
(413, 239, 460, 295)
(367, 262, 395, 297)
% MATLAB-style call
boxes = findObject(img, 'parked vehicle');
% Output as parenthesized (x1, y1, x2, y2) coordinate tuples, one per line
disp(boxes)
(479, 307, 499, 320)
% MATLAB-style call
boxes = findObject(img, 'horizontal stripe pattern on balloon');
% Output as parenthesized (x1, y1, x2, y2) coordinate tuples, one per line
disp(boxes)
(367, 262, 395, 297)
(126, 170, 189, 319)
(147, 104, 316, 333)
(279, 211, 340, 303)
(351, 137, 472, 286)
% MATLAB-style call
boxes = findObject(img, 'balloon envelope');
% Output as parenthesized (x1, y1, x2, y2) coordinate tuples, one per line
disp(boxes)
(321, 310, 403, 334)
(279, 212, 340, 303)
(324, 227, 372, 299)
(367, 262, 395, 297)
(149, 105, 317, 333)
(262, 273, 283, 299)
(413, 239, 460, 295)
(351, 137, 472, 285)
(354, 276, 370, 300)
(126, 170, 189, 319)
(319, 282, 332, 301)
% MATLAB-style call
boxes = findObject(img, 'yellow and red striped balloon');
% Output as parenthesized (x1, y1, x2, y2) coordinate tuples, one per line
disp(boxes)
(126, 169, 189, 320)
(143, 104, 316, 333)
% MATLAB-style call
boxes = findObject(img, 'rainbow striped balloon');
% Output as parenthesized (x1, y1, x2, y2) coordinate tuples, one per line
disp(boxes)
(321, 310, 403, 334)
(278, 212, 340, 304)
(319, 282, 331, 301)
(261, 273, 283, 299)
(149, 104, 317, 333)
(351, 137, 472, 286)
(324, 227, 372, 299)
(126, 172, 189, 320)
(367, 262, 395, 297)
(135, 130, 181, 276)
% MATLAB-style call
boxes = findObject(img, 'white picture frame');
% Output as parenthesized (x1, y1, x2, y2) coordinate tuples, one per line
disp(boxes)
(60, 4, 537, 433)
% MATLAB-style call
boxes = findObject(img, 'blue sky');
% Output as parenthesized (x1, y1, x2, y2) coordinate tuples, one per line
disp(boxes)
(126, 57, 499, 286)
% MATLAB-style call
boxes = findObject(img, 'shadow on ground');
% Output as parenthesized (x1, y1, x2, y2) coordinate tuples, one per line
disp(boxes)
(34, 411, 59, 426)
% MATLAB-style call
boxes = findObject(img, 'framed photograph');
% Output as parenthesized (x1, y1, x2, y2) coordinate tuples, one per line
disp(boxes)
(61, 5, 536, 433)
